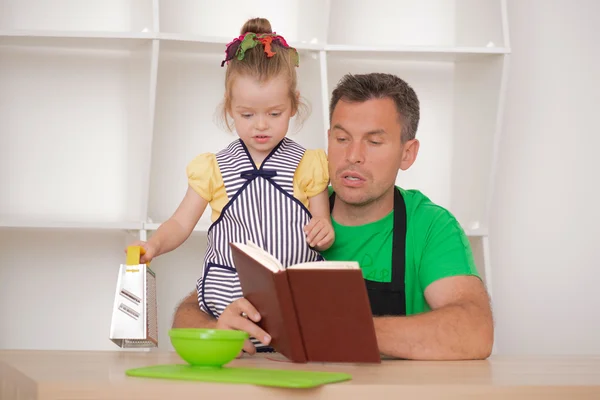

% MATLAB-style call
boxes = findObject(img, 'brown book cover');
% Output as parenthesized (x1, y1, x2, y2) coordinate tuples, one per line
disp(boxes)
(230, 242, 381, 364)
(287, 269, 381, 363)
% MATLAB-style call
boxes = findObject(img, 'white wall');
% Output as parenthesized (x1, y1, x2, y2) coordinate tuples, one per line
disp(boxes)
(490, 0, 600, 355)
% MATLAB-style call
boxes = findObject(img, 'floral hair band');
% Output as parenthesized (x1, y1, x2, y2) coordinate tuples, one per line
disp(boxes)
(220, 32, 299, 67)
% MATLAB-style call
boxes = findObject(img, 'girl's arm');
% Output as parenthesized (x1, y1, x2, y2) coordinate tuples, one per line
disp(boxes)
(132, 186, 208, 263)
(304, 188, 335, 251)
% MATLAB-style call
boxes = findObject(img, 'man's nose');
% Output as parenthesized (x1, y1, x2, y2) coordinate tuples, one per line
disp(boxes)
(346, 141, 365, 164)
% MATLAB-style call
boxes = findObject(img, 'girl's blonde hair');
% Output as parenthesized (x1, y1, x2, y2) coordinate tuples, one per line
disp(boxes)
(218, 17, 309, 132)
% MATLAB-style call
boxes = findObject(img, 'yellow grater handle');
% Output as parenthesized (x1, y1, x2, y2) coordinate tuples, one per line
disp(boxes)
(126, 245, 149, 266)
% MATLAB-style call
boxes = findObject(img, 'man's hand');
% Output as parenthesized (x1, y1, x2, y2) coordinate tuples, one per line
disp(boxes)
(217, 298, 272, 355)
(304, 216, 335, 251)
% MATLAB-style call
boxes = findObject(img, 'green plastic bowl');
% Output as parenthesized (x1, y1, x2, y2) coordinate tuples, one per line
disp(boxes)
(168, 328, 249, 367)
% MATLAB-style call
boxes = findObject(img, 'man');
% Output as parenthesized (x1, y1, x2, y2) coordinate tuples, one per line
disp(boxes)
(172, 72, 494, 361)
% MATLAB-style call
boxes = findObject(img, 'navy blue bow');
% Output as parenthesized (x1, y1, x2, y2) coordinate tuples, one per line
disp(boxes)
(240, 169, 278, 180)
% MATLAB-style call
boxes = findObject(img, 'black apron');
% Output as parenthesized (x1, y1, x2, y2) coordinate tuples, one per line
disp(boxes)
(329, 188, 407, 316)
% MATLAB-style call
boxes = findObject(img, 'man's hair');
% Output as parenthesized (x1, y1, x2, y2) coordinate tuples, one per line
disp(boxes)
(329, 73, 420, 143)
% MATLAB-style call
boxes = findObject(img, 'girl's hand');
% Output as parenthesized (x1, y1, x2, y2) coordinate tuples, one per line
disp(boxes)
(124, 241, 158, 264)
(304, 216, 335, 251)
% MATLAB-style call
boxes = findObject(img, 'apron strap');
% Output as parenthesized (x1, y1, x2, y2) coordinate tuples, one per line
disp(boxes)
(328, 191, 335, 212)
(329, 188, 407, 299)
(390, 188, 407, 293)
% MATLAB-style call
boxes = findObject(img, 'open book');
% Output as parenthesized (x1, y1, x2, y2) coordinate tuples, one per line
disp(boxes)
(230, 241, 381, 364)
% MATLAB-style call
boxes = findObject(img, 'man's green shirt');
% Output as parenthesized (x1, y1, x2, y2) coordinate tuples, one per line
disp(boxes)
(322, 187, 480, 315)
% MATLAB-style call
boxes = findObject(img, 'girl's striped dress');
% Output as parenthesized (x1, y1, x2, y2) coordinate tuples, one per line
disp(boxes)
(196, 138, 323, 350)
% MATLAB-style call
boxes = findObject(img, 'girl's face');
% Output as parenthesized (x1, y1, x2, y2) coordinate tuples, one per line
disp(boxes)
(229, 74, 296, 166)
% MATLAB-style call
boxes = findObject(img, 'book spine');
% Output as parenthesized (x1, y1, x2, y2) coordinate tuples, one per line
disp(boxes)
(274, 272, 308, 363)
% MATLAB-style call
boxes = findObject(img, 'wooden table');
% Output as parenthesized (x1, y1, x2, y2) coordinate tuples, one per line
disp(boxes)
(1, 350, 599, 399)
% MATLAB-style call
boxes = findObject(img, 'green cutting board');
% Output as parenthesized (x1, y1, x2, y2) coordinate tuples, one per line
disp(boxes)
(126, 364, 351, 389)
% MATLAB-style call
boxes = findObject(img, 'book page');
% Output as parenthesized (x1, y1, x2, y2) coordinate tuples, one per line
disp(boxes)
(231, 241, 284, 273)
(288, 261, 359, 270)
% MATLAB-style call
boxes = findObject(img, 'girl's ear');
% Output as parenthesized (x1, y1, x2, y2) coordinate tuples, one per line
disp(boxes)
(291, 90, 300, 116)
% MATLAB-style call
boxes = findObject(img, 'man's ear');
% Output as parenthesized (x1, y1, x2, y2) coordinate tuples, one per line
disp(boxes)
(400, 139, 420, 171)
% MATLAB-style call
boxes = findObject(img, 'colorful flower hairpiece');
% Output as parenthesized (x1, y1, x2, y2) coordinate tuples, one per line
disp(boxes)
(220, 32, 299, 67)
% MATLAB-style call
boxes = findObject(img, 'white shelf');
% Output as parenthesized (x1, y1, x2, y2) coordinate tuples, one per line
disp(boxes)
(0, 220, 143, 231)
(325, 45, 510, 62)
(0, 30, 155, 40)
(144, 221, 212, 235)
(0, 30, 511, 59)
(157, 32, 324, 51)
(0, 32, 153, 51)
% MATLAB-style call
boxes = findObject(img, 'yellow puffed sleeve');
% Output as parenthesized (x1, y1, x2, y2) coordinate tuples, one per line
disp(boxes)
(186, 153, 219, 201)
(293, 149, 330, 209)
(186, 153, 228, 221)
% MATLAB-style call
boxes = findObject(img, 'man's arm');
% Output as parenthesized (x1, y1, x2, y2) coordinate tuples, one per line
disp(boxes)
(374, 275, 493, 360)
(172, 291, 217, 329)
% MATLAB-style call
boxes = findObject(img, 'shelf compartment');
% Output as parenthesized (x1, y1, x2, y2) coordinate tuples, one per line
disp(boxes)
(0, 0, 154, 33)
(0, 229, 136, 350)
(147, 41, 326, 226)
(158, 0, 327, 45)
(328, 0, 505, 48)
(327, 53, 506, 232)
(0, 38, 155, 225)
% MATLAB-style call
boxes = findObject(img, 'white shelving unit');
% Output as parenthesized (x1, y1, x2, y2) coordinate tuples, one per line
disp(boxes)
(0, 0, 510, 352)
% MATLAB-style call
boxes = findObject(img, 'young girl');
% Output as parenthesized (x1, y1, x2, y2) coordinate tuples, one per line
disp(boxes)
(129, 18, 334, 342)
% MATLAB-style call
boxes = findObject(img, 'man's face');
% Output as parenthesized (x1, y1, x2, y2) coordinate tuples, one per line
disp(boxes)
(327, 97, 418, 206)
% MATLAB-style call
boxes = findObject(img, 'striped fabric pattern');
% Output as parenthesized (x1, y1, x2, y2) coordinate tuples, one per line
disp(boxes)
(196, 138, 323, 349)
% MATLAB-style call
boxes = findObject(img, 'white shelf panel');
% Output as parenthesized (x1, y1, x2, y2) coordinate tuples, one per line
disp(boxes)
(0, 0, 154, 33)
(0, 29, 155, 40)
(147, 42, 326, 224)
(0, 33, 153, 50)
(144, 221, 211, 235)
(0, 39, 154, 225)
(328, 0, 504, 48)
(1, 30, 509, 59)
(158, 0, 327, 45)
(451, 56, 505, 230)
(0, 220, 143, 231)
(326, 45, 510, 62)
